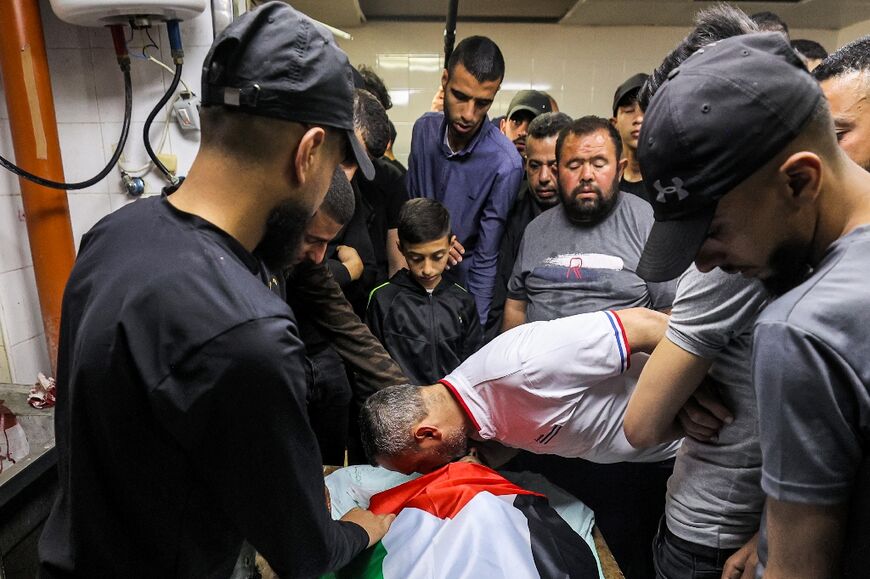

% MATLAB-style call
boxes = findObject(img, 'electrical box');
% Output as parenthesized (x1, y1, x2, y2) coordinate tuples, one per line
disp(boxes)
(49, 0, 206, 27)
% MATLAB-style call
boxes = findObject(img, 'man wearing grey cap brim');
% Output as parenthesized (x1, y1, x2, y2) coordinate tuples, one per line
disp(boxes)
(38, 3, 393, 578)
(637, 32, 870, 578)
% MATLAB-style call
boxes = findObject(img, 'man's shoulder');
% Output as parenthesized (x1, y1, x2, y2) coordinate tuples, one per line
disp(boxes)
(616, 191, 654, 218)
(412, 112, 444, 134)
(480, 123, 524, 171)
(524, 205, 563, 233)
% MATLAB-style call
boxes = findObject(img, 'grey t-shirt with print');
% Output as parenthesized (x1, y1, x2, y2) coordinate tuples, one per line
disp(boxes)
(754, 225, 870, 576)
(507, 193, 676, 321)
(664, 266, 768, 549)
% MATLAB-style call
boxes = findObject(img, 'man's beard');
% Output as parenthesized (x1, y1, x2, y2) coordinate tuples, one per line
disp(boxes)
(561, 175, 620, 224)
(254, 199, 310, 273)
(761, 240, 813, 297)
(439, 428, 468, 464)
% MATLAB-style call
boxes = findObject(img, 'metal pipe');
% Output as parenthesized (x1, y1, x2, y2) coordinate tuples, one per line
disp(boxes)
(444, 0, 459, 68)
(0, 0, 76, 377)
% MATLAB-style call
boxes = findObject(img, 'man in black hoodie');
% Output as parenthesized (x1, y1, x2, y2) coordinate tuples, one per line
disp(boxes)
(367, 199, 482, 384)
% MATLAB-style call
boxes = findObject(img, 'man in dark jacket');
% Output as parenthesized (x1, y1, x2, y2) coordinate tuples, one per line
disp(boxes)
(367, 199, 482, 384)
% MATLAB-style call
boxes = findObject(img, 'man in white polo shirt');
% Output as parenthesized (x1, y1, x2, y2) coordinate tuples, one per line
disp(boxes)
(360, 308, 679, 475)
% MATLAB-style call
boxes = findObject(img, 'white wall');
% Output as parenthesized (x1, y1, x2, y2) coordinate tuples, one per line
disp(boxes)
(838, 19, 870, 46)
(0, 4, 855, 383)
(337, 22, 839, 168)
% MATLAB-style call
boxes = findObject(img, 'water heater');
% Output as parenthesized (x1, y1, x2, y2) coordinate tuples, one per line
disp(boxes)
(49, 0, 207, 27)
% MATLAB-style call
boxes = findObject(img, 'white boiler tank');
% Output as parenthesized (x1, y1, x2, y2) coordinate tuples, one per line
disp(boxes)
(49, 0, 207, 26)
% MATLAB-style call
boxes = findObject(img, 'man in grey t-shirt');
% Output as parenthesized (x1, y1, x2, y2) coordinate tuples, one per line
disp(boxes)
(637, 34, 870, 577)
(625, 267, 768, 578)
(502, 117, 675, 332)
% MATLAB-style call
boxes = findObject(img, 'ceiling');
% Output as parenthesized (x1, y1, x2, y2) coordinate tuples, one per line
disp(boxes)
(284, 0, 870, 30)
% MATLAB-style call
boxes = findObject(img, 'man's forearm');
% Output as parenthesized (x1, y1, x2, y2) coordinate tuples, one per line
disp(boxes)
(764, 498, 846, 579)
(501, 298, 527, 333)
(292, 263, 406, 398)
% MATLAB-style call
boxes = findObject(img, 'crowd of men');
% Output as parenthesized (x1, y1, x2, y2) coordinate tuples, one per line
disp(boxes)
(35, 1, 870, 578)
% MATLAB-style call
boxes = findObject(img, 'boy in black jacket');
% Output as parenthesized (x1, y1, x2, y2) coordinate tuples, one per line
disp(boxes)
(367, 199, 482, 384)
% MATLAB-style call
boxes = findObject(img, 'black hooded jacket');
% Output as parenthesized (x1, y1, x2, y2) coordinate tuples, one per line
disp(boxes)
(366, 269, 482, 385)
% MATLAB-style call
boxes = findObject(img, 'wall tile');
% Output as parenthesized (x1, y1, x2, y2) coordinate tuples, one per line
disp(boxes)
(0, 267, 44, 346)
(0, 345, 12, 384)
(47, 48, 100, 123)
(67, 193, 112, 252)
(0, 195, 33, 273)
(9, 335, 51, 384)
(92, 48, 168, 123)
(377, 55, 410, 91)
(408, 54, 442, 90)
(57, 123, 108, 194)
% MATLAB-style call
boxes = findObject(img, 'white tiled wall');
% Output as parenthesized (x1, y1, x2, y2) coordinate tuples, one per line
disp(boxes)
(0, 0, 214, 383)
(337, 22, 841, 168)
(0, 1, 862, 383)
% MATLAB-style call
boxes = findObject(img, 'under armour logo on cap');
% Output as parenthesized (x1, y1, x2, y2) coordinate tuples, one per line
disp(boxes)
(654, 178, 689, 203)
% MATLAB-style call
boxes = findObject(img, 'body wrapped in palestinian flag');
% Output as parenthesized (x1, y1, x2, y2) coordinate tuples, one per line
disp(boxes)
(328, 462, 598, 578)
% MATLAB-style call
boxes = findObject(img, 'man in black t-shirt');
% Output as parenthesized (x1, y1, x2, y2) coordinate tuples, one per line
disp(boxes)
(38, 4, 393, 578)
(611, 73, 649, 201)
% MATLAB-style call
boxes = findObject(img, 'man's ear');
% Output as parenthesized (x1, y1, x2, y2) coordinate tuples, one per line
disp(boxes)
(292, 126, 328, 187)
(440, 69, 449, 90)
(779, 152, 822, 206)
(616, 156, 628, 180)
(610, 116, 617, 127)
(413, 425, 443, 448)
(499, 117, 507, 133)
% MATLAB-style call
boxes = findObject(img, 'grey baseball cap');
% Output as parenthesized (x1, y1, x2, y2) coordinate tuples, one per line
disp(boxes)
(201, 1, 374, 179)
(636, 32, 822, 282)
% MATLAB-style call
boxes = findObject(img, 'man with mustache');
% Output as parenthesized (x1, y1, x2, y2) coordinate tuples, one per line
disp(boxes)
(501, 115, 677, 579)
(499, 90, 552, 156)
(38, 4, 394, 578)
(407, 36, 524, 328)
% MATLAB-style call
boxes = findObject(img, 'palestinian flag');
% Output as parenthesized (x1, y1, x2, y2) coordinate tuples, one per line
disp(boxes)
(328, 462, 598, 578)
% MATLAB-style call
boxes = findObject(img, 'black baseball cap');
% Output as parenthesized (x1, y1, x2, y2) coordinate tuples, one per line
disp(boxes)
(506, 90, 552, 121)
(636, 33, 822, 282)
(201, 1, 374, 180)
(612, 73, 648, 116)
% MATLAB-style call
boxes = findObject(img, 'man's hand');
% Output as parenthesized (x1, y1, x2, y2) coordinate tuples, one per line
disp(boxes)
(431, 86, 444, 112)
(340, 508, 396, 548)
(446, 238, 465, 269)
(677, 376, 734, 442)
(337, 245, 364, 281)
(721, 532, 759, 579)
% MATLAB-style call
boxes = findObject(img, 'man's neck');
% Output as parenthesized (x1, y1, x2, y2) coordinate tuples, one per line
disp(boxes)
(622, 146, 642, 182)
(447, 123, 480, 153)
(812, 160, 870, 265)
(166, 152, 276, 252)
(430, 382, 477, 438)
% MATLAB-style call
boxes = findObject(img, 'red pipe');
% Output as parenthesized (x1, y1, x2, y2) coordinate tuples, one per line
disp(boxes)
(0, 0, 76, 377)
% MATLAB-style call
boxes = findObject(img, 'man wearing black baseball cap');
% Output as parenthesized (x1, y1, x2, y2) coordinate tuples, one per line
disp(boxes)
(611, 73, 649, 201)
(637, 32, 870, 577)
(499, 89, 552, 156)
(38, 3, 393, 578)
